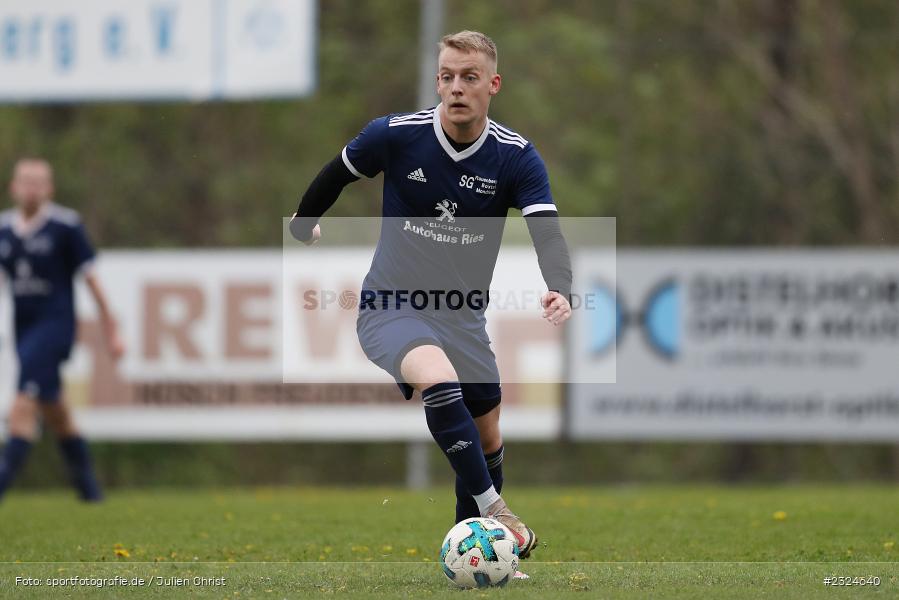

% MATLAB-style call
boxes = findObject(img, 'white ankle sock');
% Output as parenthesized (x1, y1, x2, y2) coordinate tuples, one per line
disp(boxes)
(473, 486, 501, 515)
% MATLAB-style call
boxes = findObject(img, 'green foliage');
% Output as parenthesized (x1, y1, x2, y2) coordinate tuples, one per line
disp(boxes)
(0, 0, 895, 246)
(14, 439, 899, 490)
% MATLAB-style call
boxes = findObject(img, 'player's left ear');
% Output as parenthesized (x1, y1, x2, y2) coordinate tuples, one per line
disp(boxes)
(489, 73, 501, 96)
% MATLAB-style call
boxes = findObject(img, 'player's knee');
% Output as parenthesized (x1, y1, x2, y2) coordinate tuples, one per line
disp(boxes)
(41, 404, 77, 437)
(477, 423, 502, 454)
(473, 402, 502, 453)
(480, 433, 502, 455)
(400, 345, 458, 391)
(8, 395, 40, 440)
(416, 371, 459, 392)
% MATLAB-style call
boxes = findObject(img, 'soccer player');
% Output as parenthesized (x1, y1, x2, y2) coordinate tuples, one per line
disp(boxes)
(0, 157, 123, 501)
(290, 31, 571, 560)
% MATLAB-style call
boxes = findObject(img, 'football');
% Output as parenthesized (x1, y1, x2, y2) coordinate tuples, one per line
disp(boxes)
(439, 517, 520, 588)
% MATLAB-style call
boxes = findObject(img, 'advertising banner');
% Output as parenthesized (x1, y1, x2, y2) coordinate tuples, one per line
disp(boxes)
(1, 246, 563, 440)
(0, 0, 316, 101)
(568, 250, 899, 441)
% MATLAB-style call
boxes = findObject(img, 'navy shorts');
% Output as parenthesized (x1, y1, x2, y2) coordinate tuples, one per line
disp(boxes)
(16, 319, 75, 404)
(356, 309, 501, 417)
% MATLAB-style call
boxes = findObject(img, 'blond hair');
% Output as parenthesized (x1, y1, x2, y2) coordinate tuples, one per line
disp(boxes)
(12, 156, 53, 179)
(439, 30, 497, 70)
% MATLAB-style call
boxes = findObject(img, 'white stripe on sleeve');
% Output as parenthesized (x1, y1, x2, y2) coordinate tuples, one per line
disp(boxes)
(76, 259, 96, 278)
(341, 146, 364, 178)
(521, 203, 557, 216)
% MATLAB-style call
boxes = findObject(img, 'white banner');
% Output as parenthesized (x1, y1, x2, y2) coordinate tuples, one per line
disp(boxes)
(0, 249, 561, 440)
(0, 0, 316, 101)
(7, 248, 898, 441)
(567, 250, 899, 441)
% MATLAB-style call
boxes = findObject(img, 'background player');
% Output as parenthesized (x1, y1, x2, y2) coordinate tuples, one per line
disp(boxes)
(290, 31, 571, 560)
(0, 158, 123, 501)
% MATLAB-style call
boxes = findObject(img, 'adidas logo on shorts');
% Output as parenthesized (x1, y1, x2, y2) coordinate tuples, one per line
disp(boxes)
(407, 168, 427, 182)
(446, 440, 472, 454)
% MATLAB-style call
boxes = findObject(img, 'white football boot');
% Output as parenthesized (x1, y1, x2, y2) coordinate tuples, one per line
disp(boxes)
(485, 497, 538, 559)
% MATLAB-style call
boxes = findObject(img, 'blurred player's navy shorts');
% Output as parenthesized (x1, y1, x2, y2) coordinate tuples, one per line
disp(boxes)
(15, 318, 75, 403)
(356, 308, 501, 416)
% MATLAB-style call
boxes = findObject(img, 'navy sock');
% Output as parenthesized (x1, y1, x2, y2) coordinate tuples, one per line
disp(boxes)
(423, 383, 494, 504)
(59, 436, 103, 501)
(0, 437, 33, 499)
(455, 445, 504, 522)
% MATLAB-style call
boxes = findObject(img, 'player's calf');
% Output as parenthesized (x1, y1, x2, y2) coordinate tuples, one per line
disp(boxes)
(58, 436, 103, 502)
(423, 382, 499, 505)
(0, 437, 33, 499)
(0, 394, 40, 499)
(455, 445, 504, 522)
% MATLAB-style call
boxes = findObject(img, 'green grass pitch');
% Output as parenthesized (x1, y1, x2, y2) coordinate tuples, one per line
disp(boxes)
(0, 485, 897, 598)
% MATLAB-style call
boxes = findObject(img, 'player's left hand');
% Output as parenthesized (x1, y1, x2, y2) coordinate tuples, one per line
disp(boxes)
(541, 291, 571, 326)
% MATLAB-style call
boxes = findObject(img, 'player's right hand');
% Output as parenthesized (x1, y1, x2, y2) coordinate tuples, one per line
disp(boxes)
(289, 213, 321, 245)
(304, 224, 321, 246)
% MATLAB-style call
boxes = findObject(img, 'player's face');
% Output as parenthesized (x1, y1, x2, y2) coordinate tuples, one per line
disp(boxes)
(10, 160, 54, 214)
(437, 48, 501, 131)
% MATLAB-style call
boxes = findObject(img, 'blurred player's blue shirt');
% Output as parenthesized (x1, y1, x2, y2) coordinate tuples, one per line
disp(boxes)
(343, 104, 556, 325)
(0, 203, 95, 333)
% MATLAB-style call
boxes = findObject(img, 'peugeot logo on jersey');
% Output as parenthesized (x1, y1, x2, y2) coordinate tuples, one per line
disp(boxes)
(589, 278, 681, 360)
(434, 199, 457, 223)
(15, 258, 32, 280)
(25, 235, 54, 254)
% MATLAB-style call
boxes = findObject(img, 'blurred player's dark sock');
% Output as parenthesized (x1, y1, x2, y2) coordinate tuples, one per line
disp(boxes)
(485, 445, 505, 490)
(0, 437, 32, 499)
(423, 383, 497, 512)
(455, 445, 504, 522)
(58, 436, 103, 502)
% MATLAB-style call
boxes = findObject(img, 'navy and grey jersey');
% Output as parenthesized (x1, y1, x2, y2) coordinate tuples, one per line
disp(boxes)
(0, 203, 95, 331)
(342, 104, 556, 324)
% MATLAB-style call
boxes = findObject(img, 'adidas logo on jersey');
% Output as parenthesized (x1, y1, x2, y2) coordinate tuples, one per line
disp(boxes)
(407, 168, 427, 182)
(446, 440, 472, 454)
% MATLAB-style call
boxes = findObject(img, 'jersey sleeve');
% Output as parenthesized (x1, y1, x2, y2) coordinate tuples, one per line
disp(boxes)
(341, 116, 391, 178)
(67, 221, 96, 276)
(0, 235, 11, 279)
(510, 145, 556, 215)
